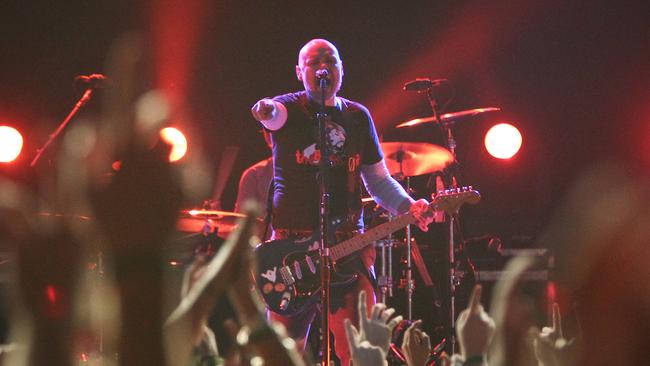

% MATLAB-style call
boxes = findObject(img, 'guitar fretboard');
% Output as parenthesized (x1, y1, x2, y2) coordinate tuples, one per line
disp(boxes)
(330, 213, 415, 261)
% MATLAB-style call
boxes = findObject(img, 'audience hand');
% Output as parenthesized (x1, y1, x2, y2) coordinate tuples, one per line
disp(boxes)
(357, 290, 402, 354)
(344, 319, 388, 366)
(530, 303, 573, 366)
(456, 285, 495, 362)
(402, 320, 431, 366)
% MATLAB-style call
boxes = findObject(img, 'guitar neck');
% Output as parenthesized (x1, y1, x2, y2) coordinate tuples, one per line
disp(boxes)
(330, 213, 415, 261)
(328, 188, 480, 262)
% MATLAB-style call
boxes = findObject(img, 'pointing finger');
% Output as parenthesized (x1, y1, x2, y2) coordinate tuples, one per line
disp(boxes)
(468, 284, 483, 314)
(358, 290, 368, 324)
(552, 302, 562, 337)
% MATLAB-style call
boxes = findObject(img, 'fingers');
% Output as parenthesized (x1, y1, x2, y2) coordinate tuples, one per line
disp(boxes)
(552, 302, 562, 337)
(468, 284, 483, 314)
(387, 315, 403, 331)
(358, 290, 368, 325)
(421, 330, 430, 347)
(380, 308, 396, 323)
(344, 319, 360, 354)
(456, 309, 469, 325)
(251, 99, 276, 121)
(439, 352, 451, 366)
(370, 302, 386, 320)
(404, 320, 428, 348)
(407, 319, 422, 332)
(410, 199, 432, 232)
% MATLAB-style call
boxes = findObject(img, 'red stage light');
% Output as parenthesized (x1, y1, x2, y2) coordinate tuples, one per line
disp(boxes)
(46, 284, 57, 304)
(484, 123, 522, 159)
(159, 127, 187, 162)
(0, 125, 24, 163)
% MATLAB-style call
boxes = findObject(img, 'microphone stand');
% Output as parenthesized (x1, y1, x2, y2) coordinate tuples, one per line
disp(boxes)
(425, 87, 459, 354)
(316, 78, 333, 366)
(31, 87, 96, 167)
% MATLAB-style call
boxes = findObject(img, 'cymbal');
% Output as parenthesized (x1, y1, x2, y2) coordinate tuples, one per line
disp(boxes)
(380, 142, 454, 177)
(395, 107, 501, 128)
(176, 209, 262, 236)
(37, 212, 93, 221)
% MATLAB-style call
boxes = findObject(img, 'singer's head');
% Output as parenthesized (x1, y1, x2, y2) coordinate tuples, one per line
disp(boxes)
(296, 39, 343, 105)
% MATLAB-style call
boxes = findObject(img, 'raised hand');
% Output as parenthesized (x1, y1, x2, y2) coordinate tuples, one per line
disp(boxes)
(344, 319, 388, 366)
(251, 98, 277, 121)
(357, 290, 403, 354)
(531, 303, 572, 366)
(402, 320, 431, 366)
(0, 186, 81, 366)
(456, 285, 495, 361)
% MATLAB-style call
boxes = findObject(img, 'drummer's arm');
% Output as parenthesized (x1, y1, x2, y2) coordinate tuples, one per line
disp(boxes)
(360, 159, 414, 215)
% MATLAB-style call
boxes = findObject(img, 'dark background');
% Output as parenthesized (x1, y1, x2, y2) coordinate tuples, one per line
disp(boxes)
(1, 0, 647, 215)
(0, 0, 647, 354)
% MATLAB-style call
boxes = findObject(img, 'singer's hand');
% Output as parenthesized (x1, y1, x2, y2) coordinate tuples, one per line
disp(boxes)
(251, 98, 277, 121)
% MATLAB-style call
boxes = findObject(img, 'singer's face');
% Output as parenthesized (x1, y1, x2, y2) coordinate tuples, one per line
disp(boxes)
(296, 40, 343, 104)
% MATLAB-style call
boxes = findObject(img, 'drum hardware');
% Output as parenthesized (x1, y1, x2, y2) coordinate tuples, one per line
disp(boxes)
(404, 178, 414, 321)
(402, 76, 496, 354)
(395, 107, 501, 129)
(176, 207, 263, 239)
(379, 141, 449, 320)
(376, 215, 399, 303)
(380, 142, 454, 178)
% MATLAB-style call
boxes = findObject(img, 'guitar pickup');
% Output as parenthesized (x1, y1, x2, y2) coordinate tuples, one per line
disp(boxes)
(293, 261, 303, 280)
(279, 266, 295, 285)
(305, 255, 316, 274)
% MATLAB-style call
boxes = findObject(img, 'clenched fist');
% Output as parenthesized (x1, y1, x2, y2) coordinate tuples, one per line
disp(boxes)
(251, 98, 277, 121)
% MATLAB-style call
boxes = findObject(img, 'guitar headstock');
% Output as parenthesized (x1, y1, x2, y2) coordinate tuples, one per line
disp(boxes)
(431, 186, 481, 214)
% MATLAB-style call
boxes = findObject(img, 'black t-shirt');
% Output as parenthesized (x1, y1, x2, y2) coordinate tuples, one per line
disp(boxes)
(270, 91, 383, 231)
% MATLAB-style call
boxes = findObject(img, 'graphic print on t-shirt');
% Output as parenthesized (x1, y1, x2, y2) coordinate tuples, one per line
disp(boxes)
(294, 120, 347, 166)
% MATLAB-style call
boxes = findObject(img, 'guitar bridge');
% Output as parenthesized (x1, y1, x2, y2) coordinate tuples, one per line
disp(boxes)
(279, 266, 295, 285)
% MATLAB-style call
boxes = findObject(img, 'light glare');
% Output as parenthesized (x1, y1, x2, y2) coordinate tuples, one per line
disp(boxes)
(159, 127, 187, 162)
(484, 123, 522, 159)
(0, 126, 24, 163)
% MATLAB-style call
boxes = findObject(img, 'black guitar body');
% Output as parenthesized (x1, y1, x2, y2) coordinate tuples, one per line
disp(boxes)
(254, 236, 358, 317)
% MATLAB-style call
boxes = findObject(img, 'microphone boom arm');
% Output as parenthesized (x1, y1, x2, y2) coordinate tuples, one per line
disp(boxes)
(30, 87, 95, 167)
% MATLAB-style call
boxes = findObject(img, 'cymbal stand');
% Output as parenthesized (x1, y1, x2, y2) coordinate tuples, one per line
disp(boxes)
(377, 213, 394, 303)
(404, 176, 414, 320)
(393, 153, 415, 320)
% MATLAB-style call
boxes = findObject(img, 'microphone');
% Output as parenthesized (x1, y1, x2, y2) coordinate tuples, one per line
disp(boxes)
(74, 73, 110, 89)
(315, 69, 329, 80)
(403, 78, 448, 92)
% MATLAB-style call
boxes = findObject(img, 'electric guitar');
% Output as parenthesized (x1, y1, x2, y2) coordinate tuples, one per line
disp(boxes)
(254, 187, 480, 316)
